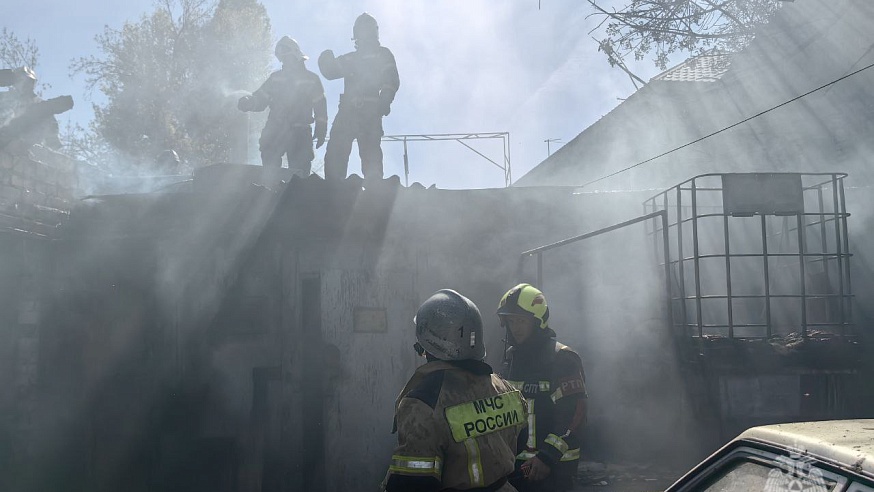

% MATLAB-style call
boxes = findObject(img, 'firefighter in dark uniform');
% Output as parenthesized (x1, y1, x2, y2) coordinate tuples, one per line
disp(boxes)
(318, 12, 399, 180)
(238, 36, 328, 175)
(383, 289, 526, 492)
(0, 67, 73, 151)
(498, 284, 588, 492)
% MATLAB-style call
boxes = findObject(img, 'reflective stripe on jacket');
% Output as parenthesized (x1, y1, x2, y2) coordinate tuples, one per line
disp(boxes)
(504, 336, 587, 467)
(385, 359, 526, 491)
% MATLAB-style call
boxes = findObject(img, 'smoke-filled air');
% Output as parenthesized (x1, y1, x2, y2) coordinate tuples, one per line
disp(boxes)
(1, 1, 873, 491)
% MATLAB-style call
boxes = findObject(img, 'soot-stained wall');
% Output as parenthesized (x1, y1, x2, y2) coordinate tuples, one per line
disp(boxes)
(0, 166, 772, 491)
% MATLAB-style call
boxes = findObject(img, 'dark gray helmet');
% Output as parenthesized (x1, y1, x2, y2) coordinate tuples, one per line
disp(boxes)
(415, 289, 486, 361)
(353, 12, 379, 41)
(275, 36, 307, 62)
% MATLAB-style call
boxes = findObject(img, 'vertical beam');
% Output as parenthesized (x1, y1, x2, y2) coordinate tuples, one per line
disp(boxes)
(661, 211, 673, 333)
(676, 186, 688, 338)
(829, 174, 845, 333)
(691, 178, 704, 338)
(796, 213, 808, 338)
(761, 215, 772, 338)
(505, 133, 512, 187)
(838, 176, 852, 332)
(403, 138, 409, 187)
(816, 186, 828, 280)
(722, 212, 734, 338)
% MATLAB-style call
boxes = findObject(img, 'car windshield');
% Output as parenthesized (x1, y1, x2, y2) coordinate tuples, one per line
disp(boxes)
(704, 459, 838, 492)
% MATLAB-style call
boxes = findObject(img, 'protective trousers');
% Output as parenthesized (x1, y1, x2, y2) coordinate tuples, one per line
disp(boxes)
(323, 99, 384, 180)
(259, 122, 314, 175)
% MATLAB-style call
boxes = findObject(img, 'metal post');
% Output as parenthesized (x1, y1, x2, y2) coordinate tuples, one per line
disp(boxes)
(661, 211, 673, 333)
(723, 212, 734, 338)
(797, 213, 808, 338)
(691, 178, 704, 338)
(676, 186, 688, 338)
(505, 134, 512, 187)
(817, 186, 828, 280)
(761, 215, 772, 338)
(838, 176, 852, 332)
(403, 137, 410, 187)
(831, 174, 847, 333)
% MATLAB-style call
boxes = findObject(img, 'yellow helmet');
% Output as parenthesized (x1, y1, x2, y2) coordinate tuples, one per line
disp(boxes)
(497, 283, 550, 330)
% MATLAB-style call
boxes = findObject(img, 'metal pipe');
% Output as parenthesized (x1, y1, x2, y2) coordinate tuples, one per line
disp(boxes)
(661, 211, 673, 336)
(676, 186, 688, 339)
(520, 210, 669, 256)
(691, 178, 703, 339)
(505, 134, 512, 187)
(797, 213, 808, 338)
(403, 137, 409, 187)
(761, 215, 772, 338)
(828, 174, 844, 334)
(817, 185, 828, 279)
(838, 175, 852, 332)
(723, 212, 734, 338)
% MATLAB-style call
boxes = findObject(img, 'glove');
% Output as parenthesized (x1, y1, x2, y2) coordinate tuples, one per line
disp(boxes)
(314, 120, 327, 149)
(237, 95, 253, 112)
(318, 49, 342, 80)
(521, 456, 551, 481)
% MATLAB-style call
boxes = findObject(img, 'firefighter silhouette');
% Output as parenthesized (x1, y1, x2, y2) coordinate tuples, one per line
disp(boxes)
(238, 37, 328, 176)
(318, 13, 400, 180)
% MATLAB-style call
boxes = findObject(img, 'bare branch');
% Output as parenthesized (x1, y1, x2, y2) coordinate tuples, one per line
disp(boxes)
(587, 0, 782, 72)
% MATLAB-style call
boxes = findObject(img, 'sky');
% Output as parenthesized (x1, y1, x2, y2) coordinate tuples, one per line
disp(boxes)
(4, 0, 665, 189)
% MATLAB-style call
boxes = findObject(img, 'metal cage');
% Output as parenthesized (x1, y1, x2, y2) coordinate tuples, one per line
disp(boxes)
(644, 172, 854, 341)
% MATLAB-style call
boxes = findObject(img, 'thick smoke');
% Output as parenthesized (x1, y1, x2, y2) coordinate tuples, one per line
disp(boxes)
(3, 1, 874, 491)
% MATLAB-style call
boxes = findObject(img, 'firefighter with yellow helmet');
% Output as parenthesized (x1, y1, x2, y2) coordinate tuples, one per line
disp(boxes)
(383, 289, 526, 492)
(497, 284, 587, 492)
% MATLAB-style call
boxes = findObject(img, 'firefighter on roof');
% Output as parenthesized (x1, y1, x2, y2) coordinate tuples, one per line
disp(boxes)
(498, 283, 588, 492)
(238, 36, 328, 176)
(383, 289, 525, 492)
(0, 66, 73, 151)
(318, 12, 399, 180)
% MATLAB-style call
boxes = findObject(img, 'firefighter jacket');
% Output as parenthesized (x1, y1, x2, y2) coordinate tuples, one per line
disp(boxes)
(322, 45, 399, 114)
(503, 334, 587, 470)
(247, 64, 328, 129)
(385, 359, 526, 492)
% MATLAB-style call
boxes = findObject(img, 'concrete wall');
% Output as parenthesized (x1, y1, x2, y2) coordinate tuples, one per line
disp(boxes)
(5, 164, 868, 490)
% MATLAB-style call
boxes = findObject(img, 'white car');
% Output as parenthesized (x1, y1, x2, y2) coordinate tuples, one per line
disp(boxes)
(665, 420, 874, 491)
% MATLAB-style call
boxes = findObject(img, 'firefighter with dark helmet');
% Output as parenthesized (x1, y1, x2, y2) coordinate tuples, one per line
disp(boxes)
(383, 289, 526, 492)
(238, 36, 328, 176)
(497, 284, 587, 492)
(318, 12, 399, 180)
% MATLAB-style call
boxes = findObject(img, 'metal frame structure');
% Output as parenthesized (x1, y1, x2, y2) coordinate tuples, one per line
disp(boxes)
(521, 210, 671, 297)
(382, 132, 512, 187)
(643, 172, 853, 340)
